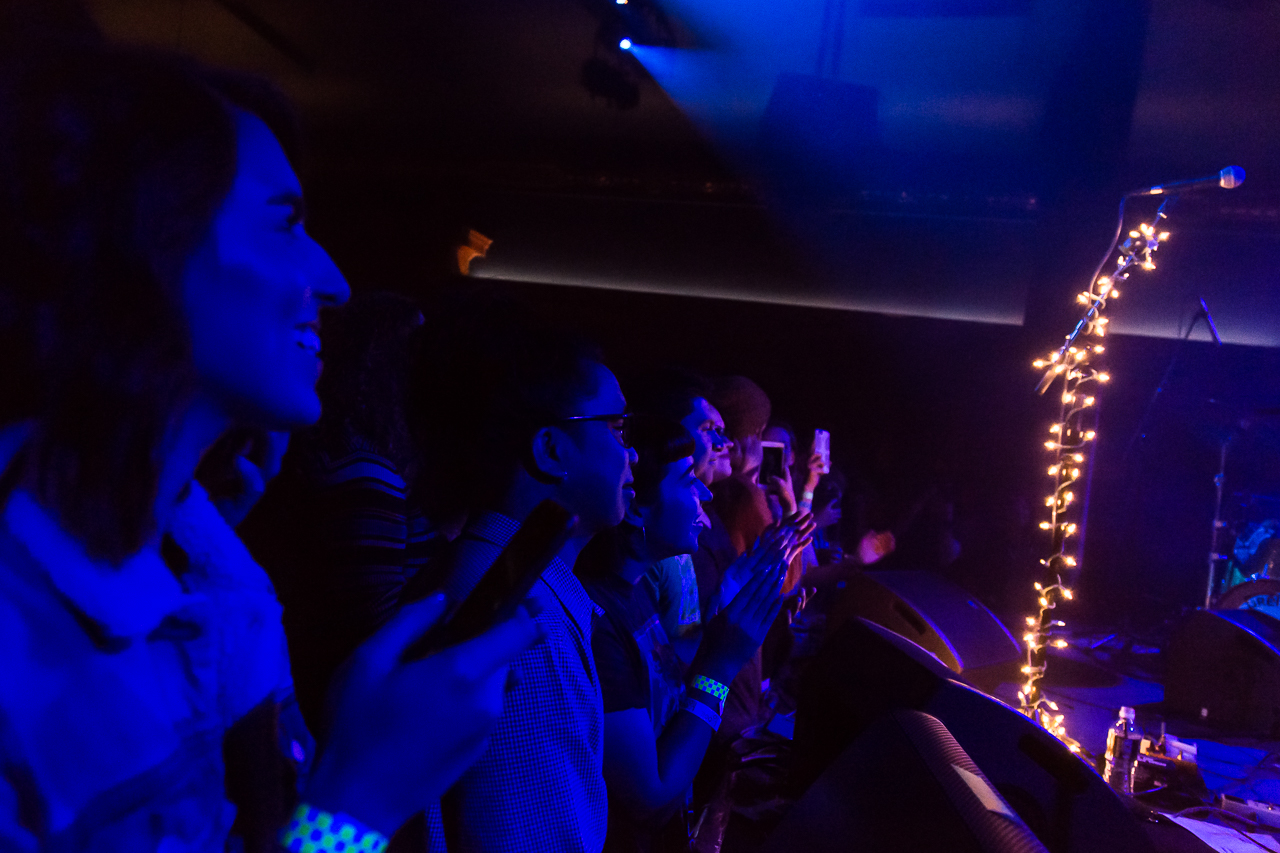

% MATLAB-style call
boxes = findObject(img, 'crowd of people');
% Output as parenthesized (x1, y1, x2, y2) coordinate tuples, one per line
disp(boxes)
(0, 30, 896, 853)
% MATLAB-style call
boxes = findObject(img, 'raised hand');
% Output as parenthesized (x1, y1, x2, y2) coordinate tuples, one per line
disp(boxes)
(303, 594, 544, 836)
(201, 428, 291, 528)
(777, 511, 817, 562)
(694, 555, 787, 685)
(855, 530, 896, 566)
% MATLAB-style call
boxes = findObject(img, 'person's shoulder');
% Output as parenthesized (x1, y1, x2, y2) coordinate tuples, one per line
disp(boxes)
(313, 446, 408, 491)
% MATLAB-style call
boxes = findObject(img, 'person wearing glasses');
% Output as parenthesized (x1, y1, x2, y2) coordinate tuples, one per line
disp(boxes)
(405, 291, 639, 853)
(624, 369, 736, 662)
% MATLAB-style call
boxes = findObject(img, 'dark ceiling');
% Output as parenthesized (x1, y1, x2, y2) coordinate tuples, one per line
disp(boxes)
(78, 0, 1280, 341)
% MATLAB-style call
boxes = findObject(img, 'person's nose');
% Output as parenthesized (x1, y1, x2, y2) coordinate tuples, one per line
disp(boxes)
(627, 445, 639, 465)
(695, 479, 713, 502)
(304, 234, 351, 308)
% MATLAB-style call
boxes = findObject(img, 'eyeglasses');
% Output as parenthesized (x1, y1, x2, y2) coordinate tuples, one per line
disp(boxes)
(555, 413, 633, 448)
(699, 423, 730, 448)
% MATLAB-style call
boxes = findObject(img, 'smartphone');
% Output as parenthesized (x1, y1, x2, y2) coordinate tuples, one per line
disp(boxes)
(401, 499, 576, 662)
(813, 429, 831, 474)
(759, 441, 786, 484)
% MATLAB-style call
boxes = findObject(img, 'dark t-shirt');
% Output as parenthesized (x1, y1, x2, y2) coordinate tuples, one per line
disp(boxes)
(585, 571, 689, 853)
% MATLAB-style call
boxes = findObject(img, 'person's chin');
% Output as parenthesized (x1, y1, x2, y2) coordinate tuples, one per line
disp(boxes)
(258, 391, 320, 431)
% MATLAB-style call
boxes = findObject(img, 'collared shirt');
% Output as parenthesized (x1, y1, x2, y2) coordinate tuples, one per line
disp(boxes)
(438, 511, 607, 853)
(0, 480, 295, 852)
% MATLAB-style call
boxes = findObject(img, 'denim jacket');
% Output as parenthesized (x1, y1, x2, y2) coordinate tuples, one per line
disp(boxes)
(0, 473, 296, 853)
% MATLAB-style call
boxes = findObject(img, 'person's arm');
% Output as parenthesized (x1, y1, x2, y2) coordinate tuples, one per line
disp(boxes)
(764, 463, 798, 517)
(315, 450, 421, 632)
(603, 706, 716, 823)
(796, 452, 824, 514)
(603, 558, 788, 822)
(296, 594, 543, 838)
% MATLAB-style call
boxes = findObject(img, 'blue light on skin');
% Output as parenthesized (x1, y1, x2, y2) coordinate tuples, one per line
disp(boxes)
(619, 38, 633, 50)
(159, 110, 349, 529)
(181, 111, 350, 433)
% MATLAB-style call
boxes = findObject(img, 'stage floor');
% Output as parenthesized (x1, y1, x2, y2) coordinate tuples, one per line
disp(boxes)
(990, 636, 1280, 851)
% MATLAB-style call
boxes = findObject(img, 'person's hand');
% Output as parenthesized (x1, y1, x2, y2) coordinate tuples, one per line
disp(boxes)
(695, 553, 788, 685)
(802, 450, 824, 495)
(206, 429, 291, 528)
(764, 463, 798, 516)
(303, 594, 544, 836)
(717, 525, 789, 605)
(717, 514, 812, 603)
(811, 495, 842, 530)
(778, 511, 817, 563)
(783, 586, 816, 624)
(856, 530, 896, 566)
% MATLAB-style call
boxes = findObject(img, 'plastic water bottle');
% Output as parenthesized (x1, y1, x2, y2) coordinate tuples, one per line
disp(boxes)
(1103, 706, 1142, 795)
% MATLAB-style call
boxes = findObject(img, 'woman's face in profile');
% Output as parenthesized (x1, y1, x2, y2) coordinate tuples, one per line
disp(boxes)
(640, 456, 712, 559)
(180, 111, 349, 429)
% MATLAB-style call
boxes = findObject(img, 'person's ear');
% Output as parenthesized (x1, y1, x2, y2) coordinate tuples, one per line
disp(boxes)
(527, 426, 567, 483)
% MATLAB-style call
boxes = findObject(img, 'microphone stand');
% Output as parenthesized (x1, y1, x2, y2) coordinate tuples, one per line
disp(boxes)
(1121, 302, 1220, 463)
(1119, 299, 1226, 609)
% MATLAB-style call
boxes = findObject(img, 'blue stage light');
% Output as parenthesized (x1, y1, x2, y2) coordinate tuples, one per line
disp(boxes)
(619, 38, 633, 50)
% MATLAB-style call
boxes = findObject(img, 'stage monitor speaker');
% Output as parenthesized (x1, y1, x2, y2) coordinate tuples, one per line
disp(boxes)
(828, 570, 1022, 694)
(792, 618, 1156, 853)
(763, 710, 1049, 853)
(1165, 608, 1280, 737)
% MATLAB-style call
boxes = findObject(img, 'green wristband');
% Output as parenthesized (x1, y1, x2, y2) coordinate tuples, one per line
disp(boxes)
(692, 674, 729, 714)
(280, 803, 389, 853)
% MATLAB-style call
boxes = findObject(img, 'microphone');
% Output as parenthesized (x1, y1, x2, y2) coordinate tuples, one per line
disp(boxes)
(1197, 297, 1223, 346)
(1133, 166, 1245, 196)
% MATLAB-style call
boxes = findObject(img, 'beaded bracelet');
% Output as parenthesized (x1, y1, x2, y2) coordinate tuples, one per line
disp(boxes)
(680, 696, 722, 732)
(279, 803, 389, 853)
(691, 674, 729, 714)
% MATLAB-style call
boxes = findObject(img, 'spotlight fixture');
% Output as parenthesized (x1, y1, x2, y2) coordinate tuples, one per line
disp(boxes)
(619, 37, 632, 49)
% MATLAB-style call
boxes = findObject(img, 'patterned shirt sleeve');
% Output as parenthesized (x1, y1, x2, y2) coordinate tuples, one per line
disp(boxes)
(440, 562, 607, 853)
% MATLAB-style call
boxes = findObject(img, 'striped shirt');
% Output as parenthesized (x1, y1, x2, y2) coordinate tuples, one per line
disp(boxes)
(240, 435, 442, 731)
(437, 511, 607, 853)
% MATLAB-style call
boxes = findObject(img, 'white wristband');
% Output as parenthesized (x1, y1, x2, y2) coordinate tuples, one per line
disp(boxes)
(680, 696, 722, 732)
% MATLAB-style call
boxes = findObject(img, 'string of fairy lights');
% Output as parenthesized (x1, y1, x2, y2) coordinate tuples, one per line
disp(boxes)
(1017, 197, 1176, 751)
